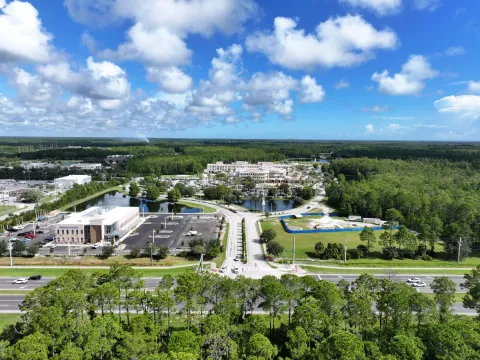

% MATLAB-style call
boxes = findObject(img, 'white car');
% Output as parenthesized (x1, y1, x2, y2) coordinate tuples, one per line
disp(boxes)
(411, 282, 427, 288)
(12, 278, 28, 284)
(219, 265, 227, 273)
(406, 278, 421, 283)
(92, 243, 101, 249)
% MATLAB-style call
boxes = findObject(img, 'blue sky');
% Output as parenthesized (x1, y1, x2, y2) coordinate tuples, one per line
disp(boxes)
(0, 0, 479, 140)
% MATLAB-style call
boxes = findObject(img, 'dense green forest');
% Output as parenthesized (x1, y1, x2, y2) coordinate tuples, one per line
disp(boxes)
(325, 158, 480, 259)
(4, 139, 480, 169)
(1, 264, 479, 359)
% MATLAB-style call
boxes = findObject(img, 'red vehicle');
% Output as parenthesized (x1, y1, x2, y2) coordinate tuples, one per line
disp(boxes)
(24, 233, 36, 239)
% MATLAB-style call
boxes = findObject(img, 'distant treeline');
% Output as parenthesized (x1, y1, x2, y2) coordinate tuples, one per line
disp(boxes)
(3, 139, 480, 164)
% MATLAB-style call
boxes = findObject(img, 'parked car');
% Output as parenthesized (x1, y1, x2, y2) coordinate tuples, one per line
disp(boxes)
(234, 256, 240, 261)
(36, 230, 45, 234)
(92, 243, 101, 249)
(412, 282, 427, 288)
(17, 232, 30, 237)
(45, 235, 54, 241)
(12, 278, 28, 284)
(406, 278, 421, 283)
(232, 267, 239, 274)
(28, 275, 41, 280)
(219, 265, 227, 273)
(24, 233, 36, 239)
(6, 228, 17, 232)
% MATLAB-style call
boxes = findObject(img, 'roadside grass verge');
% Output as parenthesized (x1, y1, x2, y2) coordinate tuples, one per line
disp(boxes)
(59, 186, 123, 211)
(302, 266, 471, 275)
(177, 200, 216, 214)
(0, 255, 194, 267)
(0, 314, 21, 331)
(0, 266, 196, 278)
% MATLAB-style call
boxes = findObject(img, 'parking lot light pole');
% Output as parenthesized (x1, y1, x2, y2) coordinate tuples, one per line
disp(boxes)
(8, 244, 12, 267)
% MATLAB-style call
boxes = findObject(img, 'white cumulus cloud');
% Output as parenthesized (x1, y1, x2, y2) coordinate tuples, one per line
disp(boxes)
(100, 0, 256, 68)
(434, 95, 480, 120)
(37, 57, 130, 109)
(147, 67, 193, 94)
(339, 0, 402, 16)
(0, 1, 53, 63)
(365, 124, 374, 133)
(299, 76, 325, 103)
(372, 55, 438, 95)
(245, 15, 398, 70)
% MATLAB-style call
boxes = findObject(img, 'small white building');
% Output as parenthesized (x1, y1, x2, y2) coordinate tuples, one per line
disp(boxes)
(54, 175, 92, 189)
(70, 163, 102, 170)
(55, 206, 140, 244)
(346, 215, 362, 222)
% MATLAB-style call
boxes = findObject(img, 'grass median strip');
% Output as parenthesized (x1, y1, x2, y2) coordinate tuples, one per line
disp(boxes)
(301, 266, 470, 275)
(177, 200, 216, 213)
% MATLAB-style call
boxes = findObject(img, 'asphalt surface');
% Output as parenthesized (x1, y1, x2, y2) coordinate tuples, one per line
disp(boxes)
(123, 214, 220, 252)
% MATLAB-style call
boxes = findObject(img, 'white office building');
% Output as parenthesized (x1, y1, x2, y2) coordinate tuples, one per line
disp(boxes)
(55, 206, 140, 244)
(206, 161, 292, 182)
(54, 175, 92, 189)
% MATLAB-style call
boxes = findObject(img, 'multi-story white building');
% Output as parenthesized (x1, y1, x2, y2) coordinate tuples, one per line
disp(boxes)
(55, 206, 140, 244)
(70, 163, 102, 170)
(54, 175, 92, 189)
(206, 161, 292, 182)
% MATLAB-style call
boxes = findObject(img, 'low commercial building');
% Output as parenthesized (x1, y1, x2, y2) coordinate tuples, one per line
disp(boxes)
(70, 163, 102, 170)
(55, 206, 140, 244)
(54, 175, 92, 189)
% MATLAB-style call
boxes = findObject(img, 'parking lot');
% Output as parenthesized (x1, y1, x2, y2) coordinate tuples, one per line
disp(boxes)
(123, 214, 220, 252)
(0, 213, 67, 248)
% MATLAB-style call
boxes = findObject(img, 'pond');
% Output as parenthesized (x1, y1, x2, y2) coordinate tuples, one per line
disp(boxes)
(67, 191, 202, 213)
(239, 199, 296, 212)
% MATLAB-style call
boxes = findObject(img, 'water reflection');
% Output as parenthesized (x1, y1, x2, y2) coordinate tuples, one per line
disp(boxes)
(240, 199, 295, 211)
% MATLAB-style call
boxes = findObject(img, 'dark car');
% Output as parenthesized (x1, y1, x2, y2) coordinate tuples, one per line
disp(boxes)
(28, 275, 41, 280)
(45, 235, 54, 241)
(7, 228, 17, 232)
(36, 230, 44, 234)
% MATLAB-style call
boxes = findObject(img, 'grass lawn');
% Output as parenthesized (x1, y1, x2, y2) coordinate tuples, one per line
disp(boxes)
(0, 266, 196, 278)
(262, 218, 388, 258)
(0, 314, 21, 331)
(59, 185, 123, 211)
(177, 200, 216, 214)
(0, 206, 17, 217)
(284, 216, 324, 230)
(214, 222, 229, 267)
(261, 219, 479, 268)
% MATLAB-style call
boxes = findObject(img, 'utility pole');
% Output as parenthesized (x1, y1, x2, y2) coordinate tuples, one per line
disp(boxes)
(8, 243, 12, 267)
(150, 229, 155, 265)
(344, 236, 347, 263)
(292, 236, 296, 265)
(457, 237, 462, 264)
